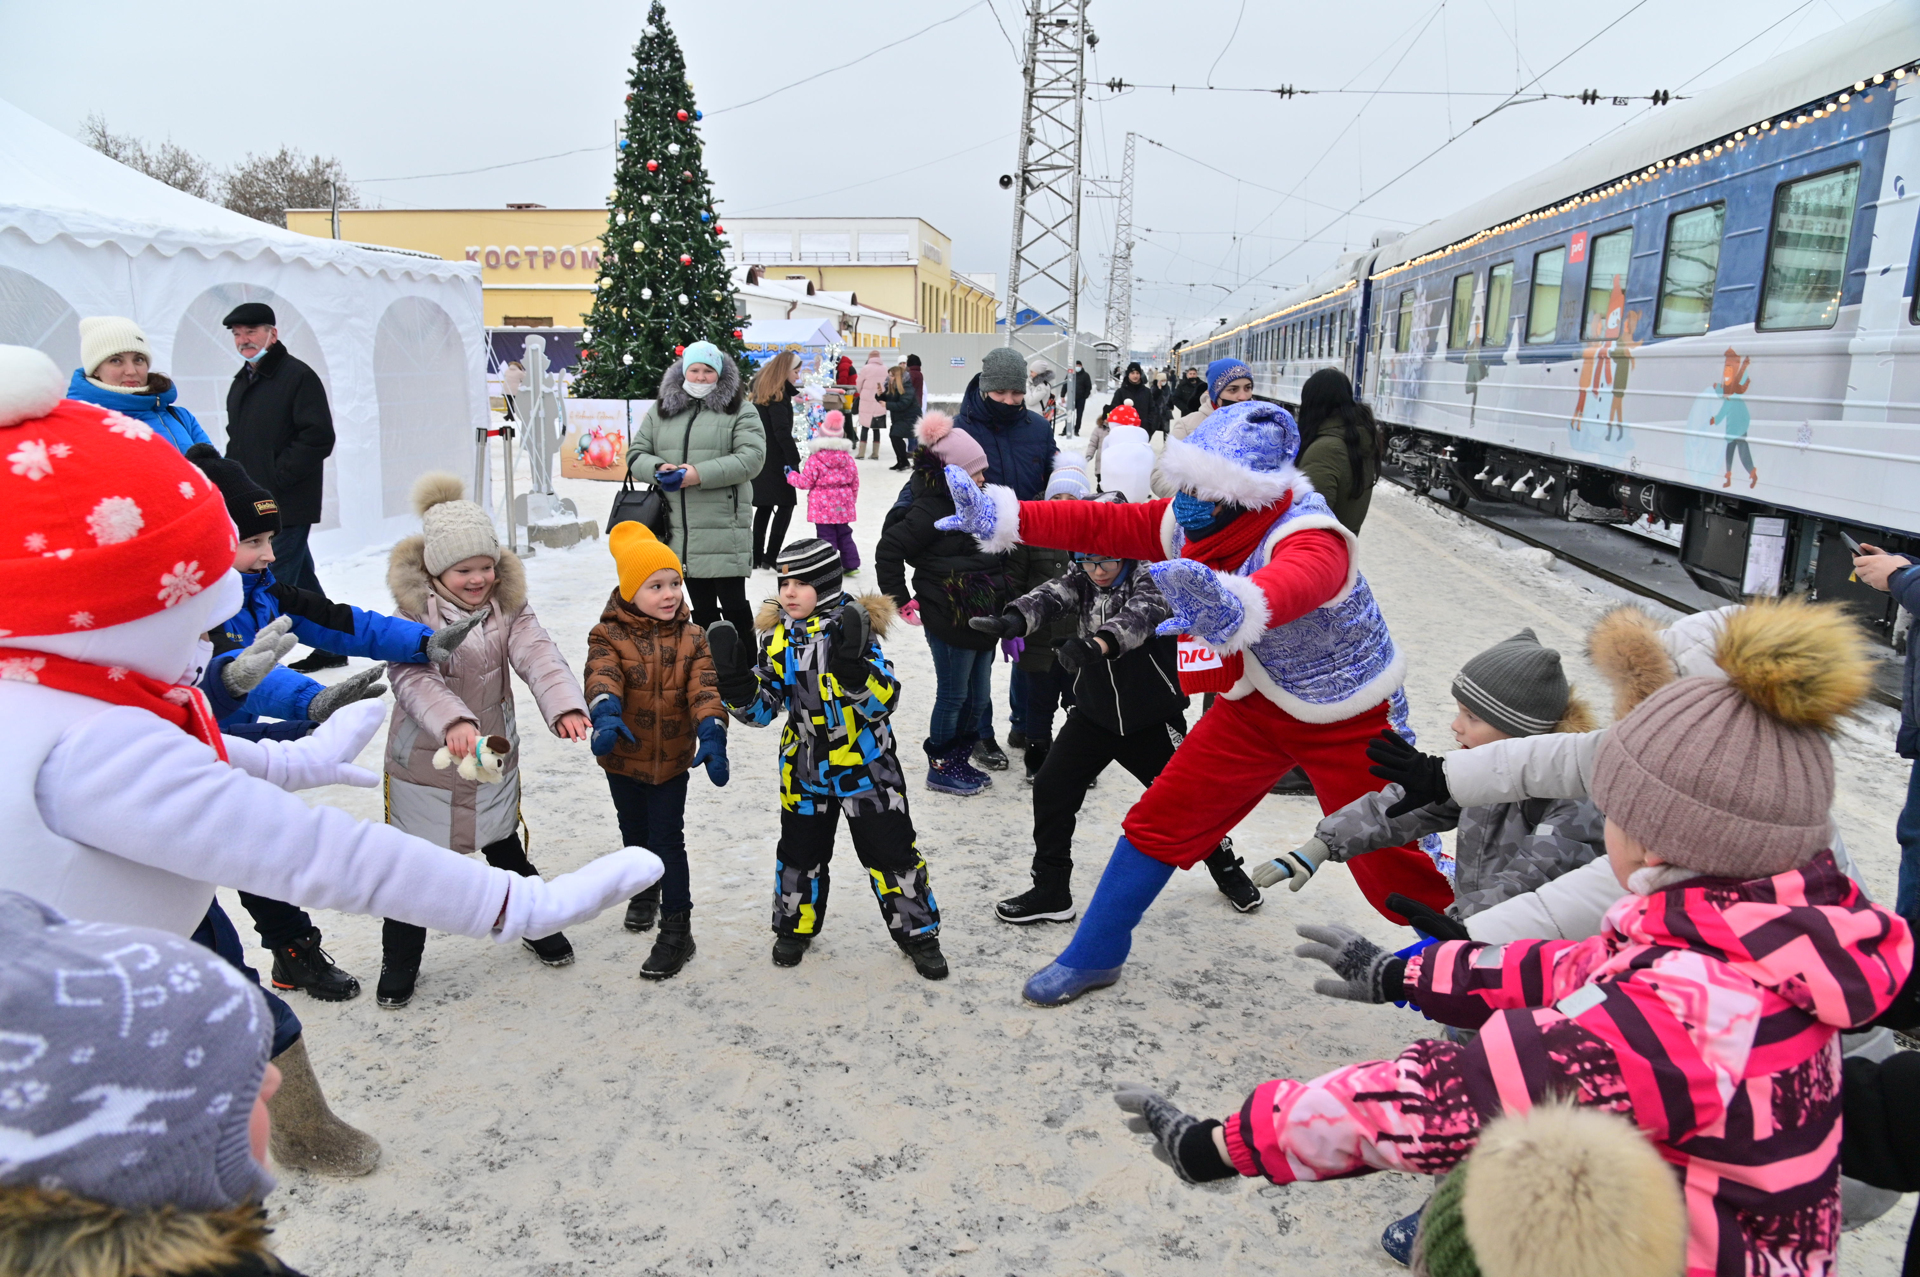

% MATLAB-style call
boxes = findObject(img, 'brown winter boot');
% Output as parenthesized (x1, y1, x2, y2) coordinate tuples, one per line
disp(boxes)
(266, 1036, 382, 1177)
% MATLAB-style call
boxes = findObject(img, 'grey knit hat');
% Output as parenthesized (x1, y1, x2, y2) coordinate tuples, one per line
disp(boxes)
(980, 346, 1028, 394)
(775, 537, 843, 599)
(0, 892, 274, 1211)
(412, 472, 500, 577)
(1451, 628, 1569, 738)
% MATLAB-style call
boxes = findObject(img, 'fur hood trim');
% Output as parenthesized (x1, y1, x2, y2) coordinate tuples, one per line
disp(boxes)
(1155, 434, 1314, 509)
(1554, 687, 1596, 734)
(657, 356, 744, 416)
(1586, 605, 1676, 722)
(809, 436, 854, 452)
(389, 534, 527, 618)
(753, 592, 898, 636)
(0, 1186, 283, 1277)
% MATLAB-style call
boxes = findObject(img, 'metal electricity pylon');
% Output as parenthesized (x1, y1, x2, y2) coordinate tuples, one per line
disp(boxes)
(1101, 130, 1135, 363)
(1002, 0, 1091, 380)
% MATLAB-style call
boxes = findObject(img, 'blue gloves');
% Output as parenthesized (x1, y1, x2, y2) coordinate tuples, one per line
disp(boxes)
(690, 716, 729, 786)
(1150, 560, 1249, 647)
(589, 699, 635, 756)
(933, 464, 998, 540)
(654, 466, 686, 491)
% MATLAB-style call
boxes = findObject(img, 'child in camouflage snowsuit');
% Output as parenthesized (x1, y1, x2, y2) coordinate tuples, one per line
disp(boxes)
(705, 538, 947, 979)
(1255, 628, 1605, 921)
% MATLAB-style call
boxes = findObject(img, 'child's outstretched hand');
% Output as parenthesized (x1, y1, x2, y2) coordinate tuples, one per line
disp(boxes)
(589, 699, 635, 757)
(828, 601, 872, 686)
(705, 621, 758, 704)
(690, 716, 729, 786)
(555, 710, 591, 742)
(1364, 729, 1448, 817)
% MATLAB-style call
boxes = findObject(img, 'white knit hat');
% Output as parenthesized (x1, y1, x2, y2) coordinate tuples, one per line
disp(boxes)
(78, 316, 153, 376)
(413, 472, 500, 575)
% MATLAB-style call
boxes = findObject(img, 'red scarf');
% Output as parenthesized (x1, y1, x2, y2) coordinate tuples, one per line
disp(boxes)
(1173, 495, 1293, 695)
(1, 649, 228, 762)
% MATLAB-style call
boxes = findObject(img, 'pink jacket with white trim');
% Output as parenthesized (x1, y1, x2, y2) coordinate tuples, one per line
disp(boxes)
(1224, 852, 1912, 1277)
(785, 437, 859, 524)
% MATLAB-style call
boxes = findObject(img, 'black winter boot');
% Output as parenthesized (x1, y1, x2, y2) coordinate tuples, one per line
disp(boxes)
(1204, 838, 1264, 913)
(970, 738, 1010, 771)
(772, 934, 811, 967)
(375, 961, 418, 1009)
(902, 935, 949, 980)
(640, 911, 695, 979)
(624, 885, 662, 933)
(271, 928, 361, 1001)
(523, 932, 575, 967)
(996, 870, 1076, 924)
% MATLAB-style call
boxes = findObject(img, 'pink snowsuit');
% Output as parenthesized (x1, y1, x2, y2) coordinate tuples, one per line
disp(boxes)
(786, 437, 859, 523)
(1223, 852, 1912, 1277)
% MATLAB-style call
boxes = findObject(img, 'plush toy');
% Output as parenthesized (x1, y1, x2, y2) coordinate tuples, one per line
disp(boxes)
(433, 734, 511, 784)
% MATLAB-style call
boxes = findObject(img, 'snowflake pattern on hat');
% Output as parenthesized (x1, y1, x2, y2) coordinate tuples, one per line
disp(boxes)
(86, 498, 144, 546)
(8, 440, 53, 481)
(103, 413, 153, 442)
(0, 657, 47, 684)
(156, 562, 204, 608)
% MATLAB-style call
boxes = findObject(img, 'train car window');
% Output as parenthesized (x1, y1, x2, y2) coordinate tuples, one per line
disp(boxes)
(1397, 290, 1415, 351)
(1654, 204, 1725, 336)
(1527, 248, 1565, 343)
(1448, 273, 1476, 348)
(1759, 165, 1861, 330)
(1581, 229, 1634, 339)
(1484, 263, 1513, 346)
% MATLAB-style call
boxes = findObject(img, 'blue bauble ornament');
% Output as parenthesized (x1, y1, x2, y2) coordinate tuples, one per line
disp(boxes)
(619, 139, 629, 150)
(700, 211, 710, 222)
(693, 109, 703, 120)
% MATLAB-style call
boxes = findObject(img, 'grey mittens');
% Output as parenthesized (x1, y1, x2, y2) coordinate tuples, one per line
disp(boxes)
(424, 612, 486, 666)
(1294, 922, 1406, 1003)
(1112, 1084, 1237, 1184)
(307, 664, 388, 723)
(1250, 836, 1333, 890)
(221, 616, 297, 697)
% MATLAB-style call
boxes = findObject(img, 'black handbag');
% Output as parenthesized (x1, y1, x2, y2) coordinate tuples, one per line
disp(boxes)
(607, 472, 674, 542)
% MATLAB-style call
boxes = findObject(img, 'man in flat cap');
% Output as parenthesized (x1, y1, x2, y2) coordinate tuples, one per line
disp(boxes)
(222, 302, 340, 671)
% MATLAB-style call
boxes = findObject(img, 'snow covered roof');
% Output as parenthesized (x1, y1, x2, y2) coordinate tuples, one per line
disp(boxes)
(741, 318, 843, 347)
(0, 98, 479, 286)
(1373, 1, 1920, 273)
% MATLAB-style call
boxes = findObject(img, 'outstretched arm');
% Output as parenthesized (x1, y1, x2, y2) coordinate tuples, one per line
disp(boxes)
(935, 464, 1170, 560)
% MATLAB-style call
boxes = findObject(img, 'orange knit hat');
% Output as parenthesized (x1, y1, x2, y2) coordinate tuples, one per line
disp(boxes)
(609, 521, 682, 600)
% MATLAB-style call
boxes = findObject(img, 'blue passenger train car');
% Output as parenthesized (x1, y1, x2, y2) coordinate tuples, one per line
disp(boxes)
(1175, 3, 1920, 630)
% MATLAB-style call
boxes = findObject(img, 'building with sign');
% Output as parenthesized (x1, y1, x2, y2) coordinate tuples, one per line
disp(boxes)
(286, 207, 998, 334)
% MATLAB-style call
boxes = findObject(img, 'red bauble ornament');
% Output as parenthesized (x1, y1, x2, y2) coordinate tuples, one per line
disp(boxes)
(676, 109, 688, 121)
(674, 345, 685, 355)
(646, 159, 659, 172)
(733, 329, 743, 338)
(714, 223, 725, 234)
(678, 253, 692, 265)
(682, 171, 692, 181)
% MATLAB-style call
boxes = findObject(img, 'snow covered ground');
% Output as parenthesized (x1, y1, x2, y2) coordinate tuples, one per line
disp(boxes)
(248, 444, 1915, 1273)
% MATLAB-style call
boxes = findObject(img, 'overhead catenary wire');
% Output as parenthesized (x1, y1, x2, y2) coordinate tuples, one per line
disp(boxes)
(709, 0, 989, 115)
(731, 132, 1015, 214)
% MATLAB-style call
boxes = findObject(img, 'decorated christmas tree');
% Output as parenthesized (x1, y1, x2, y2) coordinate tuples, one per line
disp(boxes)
(574, 1, 746, 398)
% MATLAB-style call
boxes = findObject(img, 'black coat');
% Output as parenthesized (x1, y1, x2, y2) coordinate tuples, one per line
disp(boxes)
(224, 343, 334, 526)
(752, 386, 802, 507)
(1106, 374, 1164, 433)
(880, 382, 922, 438)
(1073, 367, 1092, 410)
(875, 460, 1008, 649)
(1170, 375, 1207, 417)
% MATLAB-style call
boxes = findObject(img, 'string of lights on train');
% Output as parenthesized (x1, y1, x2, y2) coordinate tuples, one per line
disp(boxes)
(1369, 63, 1920, 284)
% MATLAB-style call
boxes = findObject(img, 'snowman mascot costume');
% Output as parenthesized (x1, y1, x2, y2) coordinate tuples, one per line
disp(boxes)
(938, 398, 1452, 1004)
(0, 346, 662, 1159)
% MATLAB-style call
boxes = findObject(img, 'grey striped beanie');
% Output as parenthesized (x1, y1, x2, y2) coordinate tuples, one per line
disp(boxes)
(1451, 628, 1569, 738)
(775, 538, 842, 599)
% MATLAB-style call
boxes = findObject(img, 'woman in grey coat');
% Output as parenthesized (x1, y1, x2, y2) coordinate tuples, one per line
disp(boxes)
(627, 341, 766, 633)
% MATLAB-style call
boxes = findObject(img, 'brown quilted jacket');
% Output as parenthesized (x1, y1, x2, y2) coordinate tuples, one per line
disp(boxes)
(583, 589, 726, 784)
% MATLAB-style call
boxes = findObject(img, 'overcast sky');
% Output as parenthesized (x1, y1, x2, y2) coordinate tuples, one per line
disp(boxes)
(6, 0, 1889, 343)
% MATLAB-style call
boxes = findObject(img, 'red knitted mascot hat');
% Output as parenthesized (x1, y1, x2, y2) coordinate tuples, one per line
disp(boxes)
(0, 345, 237, 638)
(1107, 401, 1142, 428)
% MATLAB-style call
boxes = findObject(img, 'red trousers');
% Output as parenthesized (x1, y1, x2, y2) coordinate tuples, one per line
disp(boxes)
(1122, 691, 1453, 924)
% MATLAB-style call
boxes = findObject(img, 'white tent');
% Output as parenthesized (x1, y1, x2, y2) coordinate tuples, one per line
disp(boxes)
(0, 98, 488, 560)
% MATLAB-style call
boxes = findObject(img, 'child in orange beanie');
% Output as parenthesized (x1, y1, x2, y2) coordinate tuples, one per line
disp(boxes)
(585, 522, 729, 979)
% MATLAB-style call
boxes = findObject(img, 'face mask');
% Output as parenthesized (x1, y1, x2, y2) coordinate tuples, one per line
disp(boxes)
(1172, 491, 1217, 532)
(684, 378, 716, 399)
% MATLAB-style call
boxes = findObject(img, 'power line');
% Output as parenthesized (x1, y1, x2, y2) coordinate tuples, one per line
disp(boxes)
(360, 145, 604, 184)
(730, 132, 1014, 214)
(1205, 0, 1250, 88)
(1132, 136, 1419, 223)
(709, 1, 987, 116)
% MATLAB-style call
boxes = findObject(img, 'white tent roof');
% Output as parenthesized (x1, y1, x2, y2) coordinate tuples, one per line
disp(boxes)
(0, 98, 475, 285)
(741, 318, 843, 347)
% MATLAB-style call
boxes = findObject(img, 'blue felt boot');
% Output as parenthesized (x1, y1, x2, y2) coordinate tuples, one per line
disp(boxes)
(1380, 1201, 1426, 1266)
(1021, 837, 1174, 1007)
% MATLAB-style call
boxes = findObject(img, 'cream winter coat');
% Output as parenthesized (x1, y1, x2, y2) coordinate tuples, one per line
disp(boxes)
(384, 543, 588, 854)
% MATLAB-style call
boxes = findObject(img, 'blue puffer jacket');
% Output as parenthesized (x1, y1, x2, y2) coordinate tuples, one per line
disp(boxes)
(1891, 560, 1920, 758)
(64, 371, 212, 455)
(210, 567, 434, 725)
(952, 374, 1056, 500)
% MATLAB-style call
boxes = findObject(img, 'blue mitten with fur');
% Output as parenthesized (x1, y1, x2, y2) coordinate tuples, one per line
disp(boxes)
(1150, 560, 1249, 648)
(933, 464, 998, 539)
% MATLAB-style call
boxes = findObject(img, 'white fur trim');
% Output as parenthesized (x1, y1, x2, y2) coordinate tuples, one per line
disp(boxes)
(1242, 645, 1407, 723)
(976, 483, 1022, 554)
(1212, 571, 1272, 654)
(0, 345, 66, 429)
(1156, 436, 1314, 509)
(810, 436, 854, 452)
(1263, 513, 1361, 606)
(1157, 501, 1179, 558)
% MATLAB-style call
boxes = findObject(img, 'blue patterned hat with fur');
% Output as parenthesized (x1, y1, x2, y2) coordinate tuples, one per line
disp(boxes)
(1156, 400, 1302, 509)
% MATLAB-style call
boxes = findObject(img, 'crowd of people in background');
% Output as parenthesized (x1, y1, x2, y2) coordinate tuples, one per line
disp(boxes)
(5, 311, 1920, 1277)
